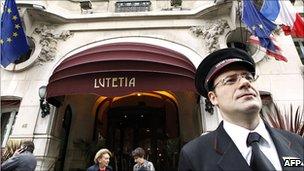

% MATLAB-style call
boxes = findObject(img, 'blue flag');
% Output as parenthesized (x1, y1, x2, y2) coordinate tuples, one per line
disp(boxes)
(242, 0, 277, 52)
(1, 0, 29, 68)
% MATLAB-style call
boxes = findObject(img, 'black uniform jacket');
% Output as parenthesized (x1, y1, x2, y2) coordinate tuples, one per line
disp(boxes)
(178, 121, 304, 171)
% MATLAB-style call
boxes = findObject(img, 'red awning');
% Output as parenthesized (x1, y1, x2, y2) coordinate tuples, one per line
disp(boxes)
(46, 42, 196, 106)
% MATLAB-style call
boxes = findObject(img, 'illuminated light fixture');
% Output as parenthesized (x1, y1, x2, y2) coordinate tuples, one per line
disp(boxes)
(137, 93, 142, 96)
(39, 86, 50, 118)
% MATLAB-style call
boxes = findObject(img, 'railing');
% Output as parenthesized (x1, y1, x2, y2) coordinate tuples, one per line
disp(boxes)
(115, 0, 151, 12)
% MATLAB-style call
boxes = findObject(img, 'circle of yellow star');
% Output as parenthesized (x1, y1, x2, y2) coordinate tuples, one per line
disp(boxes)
(12, 15, 18, 21)
(7, 38, 12, 43)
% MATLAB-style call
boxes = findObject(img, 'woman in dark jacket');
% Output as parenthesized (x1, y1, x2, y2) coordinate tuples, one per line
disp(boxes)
(87, 148, 113, 171)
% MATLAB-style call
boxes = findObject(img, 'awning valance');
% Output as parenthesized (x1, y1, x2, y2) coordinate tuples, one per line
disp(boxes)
(46, 42, 196, 106)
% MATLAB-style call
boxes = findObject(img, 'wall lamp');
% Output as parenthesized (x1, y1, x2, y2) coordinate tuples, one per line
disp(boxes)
(39, 86, 50, 118)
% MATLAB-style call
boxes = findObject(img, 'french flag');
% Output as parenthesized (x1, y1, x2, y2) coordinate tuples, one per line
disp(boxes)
(260, 0, 304, 38)
(242, 0, 288, 62)
(248, 36, 287, 62)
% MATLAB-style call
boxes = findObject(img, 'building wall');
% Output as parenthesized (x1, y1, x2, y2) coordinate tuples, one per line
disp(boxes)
(256, 34, 303, 107)
(57, 94, 97, 170)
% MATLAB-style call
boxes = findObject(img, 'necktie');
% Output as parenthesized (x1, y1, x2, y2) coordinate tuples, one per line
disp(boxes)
(246, 132, 276, 171)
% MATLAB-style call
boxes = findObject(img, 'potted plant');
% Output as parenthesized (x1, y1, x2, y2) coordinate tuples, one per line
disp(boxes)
(260, 103, 304, 137)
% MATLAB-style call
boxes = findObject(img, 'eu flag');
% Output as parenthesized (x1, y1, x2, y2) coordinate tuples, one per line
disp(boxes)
(242, 0, 277, 52)
(1, 0, 29, 68)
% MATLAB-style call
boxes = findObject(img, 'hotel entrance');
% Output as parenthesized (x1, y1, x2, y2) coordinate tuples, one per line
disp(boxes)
(107, 105, 166, 171)
(45, 42, 199, 170)
(93, 91, 181, 171)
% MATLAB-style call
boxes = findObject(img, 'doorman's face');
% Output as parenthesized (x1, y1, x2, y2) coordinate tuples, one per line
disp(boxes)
(208, 67, 262, 118)
(98, 153, 110, 167)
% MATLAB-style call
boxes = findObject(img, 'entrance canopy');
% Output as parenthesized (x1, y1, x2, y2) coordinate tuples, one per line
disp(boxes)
(46, 42, 196, 106)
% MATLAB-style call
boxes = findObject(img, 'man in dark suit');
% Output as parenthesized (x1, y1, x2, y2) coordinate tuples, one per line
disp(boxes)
(1, 140, 37, 171)
(178, 48, 304, 171)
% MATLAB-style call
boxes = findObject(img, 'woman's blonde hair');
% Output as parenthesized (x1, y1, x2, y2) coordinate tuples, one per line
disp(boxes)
(94, 148, 112, 164)
(1, 139, 24, 161)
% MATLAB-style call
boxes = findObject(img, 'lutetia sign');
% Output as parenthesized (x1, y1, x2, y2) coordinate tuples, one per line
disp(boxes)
(94, 77, 136, 88)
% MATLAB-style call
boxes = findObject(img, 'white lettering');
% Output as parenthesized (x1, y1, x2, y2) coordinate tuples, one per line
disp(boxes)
(283, 158, 304, 167)
(94, 79, 99, 88)
(118, 77, 124, 87)
(99, 78, 105, 87)
(284, 160, 291, 167)
(112, 77, 118, 87)
(296, 160, 301, 166)
(125, 77, 128, 87)
(93, 77, 136, 88)
(291, 160, 296, 165)
(106, 77, 111, 87)
(129, 78, 135, 87)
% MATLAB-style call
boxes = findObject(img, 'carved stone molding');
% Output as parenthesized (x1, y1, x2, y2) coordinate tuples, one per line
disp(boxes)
(191, 19, 229, 53)
(33, 25, 73, 65)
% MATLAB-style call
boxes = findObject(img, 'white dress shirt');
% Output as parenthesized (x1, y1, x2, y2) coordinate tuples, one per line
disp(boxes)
(223, 118, 282, 170)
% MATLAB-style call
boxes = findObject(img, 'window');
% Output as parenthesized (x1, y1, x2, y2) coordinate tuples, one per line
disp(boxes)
(115, 0, 151, 12)
(1, 99, 20, 147)
(293, 39, 304, 65)
(13, 37, 34, 65)
(1, 111, 18, 147)
(226, 27, 258, 57)
(1, 113, 11, 145)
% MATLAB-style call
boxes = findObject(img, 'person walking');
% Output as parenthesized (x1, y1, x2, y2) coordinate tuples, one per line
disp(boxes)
(1, 140, 37, 171)
(1, 139, 24, 162)
(178, 48, 303, 171)
(132, 147, 155, 171)
(87, 148, 113, 171)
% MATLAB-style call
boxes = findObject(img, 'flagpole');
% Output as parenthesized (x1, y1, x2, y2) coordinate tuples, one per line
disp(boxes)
(237, 0, 243, 44)
(0, 0, 2, 15)
(0, 0, 2, 92)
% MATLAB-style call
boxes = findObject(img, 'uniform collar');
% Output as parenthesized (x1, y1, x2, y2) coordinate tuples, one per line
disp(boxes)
(223, 118, 271, 149)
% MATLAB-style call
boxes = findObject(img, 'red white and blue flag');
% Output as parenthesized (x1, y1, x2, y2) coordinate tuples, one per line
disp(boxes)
(242, 0, 287, 62)
(247, 35, 287, 62)
(260, 0, 304, 38)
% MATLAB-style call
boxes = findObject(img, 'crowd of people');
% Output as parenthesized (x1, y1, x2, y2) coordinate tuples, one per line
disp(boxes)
(1, 139, 154, 171)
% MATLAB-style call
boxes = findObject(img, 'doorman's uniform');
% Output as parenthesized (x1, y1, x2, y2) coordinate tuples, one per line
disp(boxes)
(179, 121, 304, 171)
